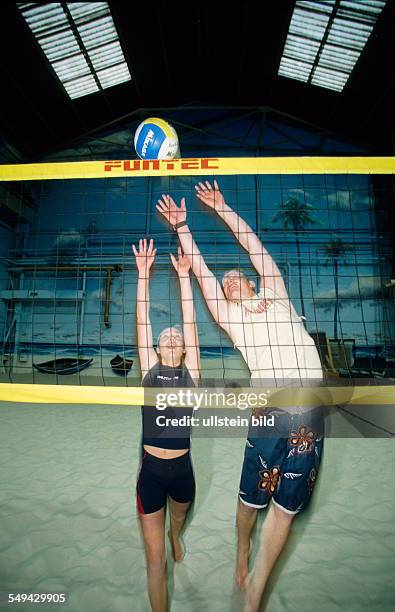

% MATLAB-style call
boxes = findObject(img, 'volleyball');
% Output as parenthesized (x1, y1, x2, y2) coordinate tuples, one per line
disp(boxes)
(134, 117, 179, 160)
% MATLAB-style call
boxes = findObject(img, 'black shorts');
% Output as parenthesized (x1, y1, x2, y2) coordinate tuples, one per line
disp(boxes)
(136, 450, 195, 515)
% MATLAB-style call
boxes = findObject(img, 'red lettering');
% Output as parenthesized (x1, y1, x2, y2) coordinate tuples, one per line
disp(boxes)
(163, 159, 180, 170)
(104, 160, 122, 172)
(142, 160, 160, 170)
(201, 158, 219, 169)
(181, 159, 199, 170)
(104, 158, 220, 173)
(123, 160, 141, 171)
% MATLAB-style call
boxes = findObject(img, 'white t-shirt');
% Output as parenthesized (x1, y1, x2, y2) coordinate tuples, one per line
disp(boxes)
(226, 287, 322, 383)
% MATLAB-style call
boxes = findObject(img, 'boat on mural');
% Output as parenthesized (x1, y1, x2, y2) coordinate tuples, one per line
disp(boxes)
(110, 355, 133, 376)
(33, 358, 93, 375)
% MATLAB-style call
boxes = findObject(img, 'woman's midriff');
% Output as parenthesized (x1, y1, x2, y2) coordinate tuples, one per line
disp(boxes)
(143, 444, 189, 459)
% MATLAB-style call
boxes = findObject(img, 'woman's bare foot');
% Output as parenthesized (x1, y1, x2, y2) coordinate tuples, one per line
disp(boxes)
(167, 528, 185, 562)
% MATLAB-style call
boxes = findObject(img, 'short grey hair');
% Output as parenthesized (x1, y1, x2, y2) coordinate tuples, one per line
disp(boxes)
(221, 269, 255, 290)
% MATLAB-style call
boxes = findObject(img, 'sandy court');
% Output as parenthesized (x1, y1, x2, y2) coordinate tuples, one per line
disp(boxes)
(0, 401, 394, 612)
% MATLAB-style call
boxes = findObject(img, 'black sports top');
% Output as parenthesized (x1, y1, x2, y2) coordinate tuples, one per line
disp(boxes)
(141, 361, 195, 450)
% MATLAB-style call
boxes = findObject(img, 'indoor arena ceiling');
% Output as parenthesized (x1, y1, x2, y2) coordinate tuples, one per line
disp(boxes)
(1, 0, 394, 160)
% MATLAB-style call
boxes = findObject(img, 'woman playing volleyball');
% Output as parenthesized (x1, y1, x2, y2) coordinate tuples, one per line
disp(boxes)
(132, 238, 200, 612)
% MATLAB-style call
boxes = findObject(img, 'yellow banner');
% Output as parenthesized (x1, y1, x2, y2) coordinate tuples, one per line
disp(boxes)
(0, 384, 144, 406)
(0, 383, 394, 406)
(1, 157, 395, 181)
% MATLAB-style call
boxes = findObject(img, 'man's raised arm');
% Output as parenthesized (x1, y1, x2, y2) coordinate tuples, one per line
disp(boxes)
(156, 194, 229, 332)
(195, 180, 288, 298)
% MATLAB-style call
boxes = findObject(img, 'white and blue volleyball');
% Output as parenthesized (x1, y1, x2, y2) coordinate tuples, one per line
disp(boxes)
(134, 117, 179, 160)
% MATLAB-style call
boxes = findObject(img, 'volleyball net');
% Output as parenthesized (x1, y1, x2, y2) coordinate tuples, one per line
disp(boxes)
(0, 157, 394, 418)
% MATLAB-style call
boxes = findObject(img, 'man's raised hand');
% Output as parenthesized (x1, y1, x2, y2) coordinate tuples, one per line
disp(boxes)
(195, 179, 225, 212)
(156, 194, 187, 227)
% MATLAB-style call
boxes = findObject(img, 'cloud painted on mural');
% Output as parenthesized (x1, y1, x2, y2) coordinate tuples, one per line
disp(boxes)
(52, 229, 82, 251)
(86, 278, 127, 309)
(284, 188, 371, 211)
(327, 191, 372, 211)
(89, 289, 124, 307)
(151, 302, 170, 317)
(315, 277, 381, 310)
(111, 288, 125, 308)
(89, 289, 103, 301)
(283, 189, 313, 203)
(46, 228, 83, 263)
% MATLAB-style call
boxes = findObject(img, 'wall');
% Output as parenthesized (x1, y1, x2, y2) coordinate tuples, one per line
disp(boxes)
(1, 110, 394, 379)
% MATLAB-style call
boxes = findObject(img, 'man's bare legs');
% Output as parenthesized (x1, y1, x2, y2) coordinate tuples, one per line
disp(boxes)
(243, 503, 294, 612)
(139, 508, 168, 612)
(168, 497, 191, 562)
(236, 498, 258, 589)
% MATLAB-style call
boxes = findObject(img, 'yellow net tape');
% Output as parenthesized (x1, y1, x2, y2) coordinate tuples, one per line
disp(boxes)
(1, 156, 394, 407)
(1, 156, 395, 181)
(0, 384, 394, 406)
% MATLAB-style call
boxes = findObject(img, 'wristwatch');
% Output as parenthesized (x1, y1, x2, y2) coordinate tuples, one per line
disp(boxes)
(173, 220, 187, 231)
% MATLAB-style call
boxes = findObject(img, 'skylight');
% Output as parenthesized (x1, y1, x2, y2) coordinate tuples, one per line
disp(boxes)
(17, 2, 131, 99)
(278, 0, 387, 92)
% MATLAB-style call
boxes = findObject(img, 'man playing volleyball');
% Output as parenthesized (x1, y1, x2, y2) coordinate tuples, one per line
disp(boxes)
(133, 238, 200, 612)
(157, 182, 323, 612)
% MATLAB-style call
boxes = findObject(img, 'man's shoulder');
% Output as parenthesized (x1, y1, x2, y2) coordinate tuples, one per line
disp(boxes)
(258, 285, 277, 298)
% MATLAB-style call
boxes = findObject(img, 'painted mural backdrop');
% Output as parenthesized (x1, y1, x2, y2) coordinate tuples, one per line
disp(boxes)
(1, 115, 394, 381)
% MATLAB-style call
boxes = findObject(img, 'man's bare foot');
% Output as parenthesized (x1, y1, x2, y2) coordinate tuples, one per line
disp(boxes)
(167, 528, 185, 562)
(243, 574, 262, 612)
(235, 545, 251, 590)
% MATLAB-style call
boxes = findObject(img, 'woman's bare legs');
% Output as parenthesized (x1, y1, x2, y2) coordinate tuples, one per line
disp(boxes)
(140, 507, 168, 612)
(168, 497, 191, 562)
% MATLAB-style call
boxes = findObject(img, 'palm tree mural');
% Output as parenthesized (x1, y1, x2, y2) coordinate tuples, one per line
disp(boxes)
(272, 197, 317, 319)
(321, 238, 355, 340)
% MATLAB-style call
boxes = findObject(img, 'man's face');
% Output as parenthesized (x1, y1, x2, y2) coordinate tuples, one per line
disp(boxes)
(158, 327, 184, 361)
(222, 270, 254, 302)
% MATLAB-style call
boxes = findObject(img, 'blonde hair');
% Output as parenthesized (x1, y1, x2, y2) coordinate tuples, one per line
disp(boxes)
(156, 325, 183, 347)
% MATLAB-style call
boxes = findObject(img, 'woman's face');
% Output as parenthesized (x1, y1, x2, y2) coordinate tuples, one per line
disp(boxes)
(157, 327, 184, 363)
